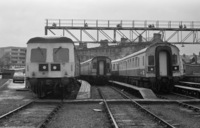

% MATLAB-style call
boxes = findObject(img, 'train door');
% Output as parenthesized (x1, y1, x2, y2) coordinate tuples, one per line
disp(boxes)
(155, 46, 172, 77)
(99, 61, 105, 75)
(159, 51, 167, 76)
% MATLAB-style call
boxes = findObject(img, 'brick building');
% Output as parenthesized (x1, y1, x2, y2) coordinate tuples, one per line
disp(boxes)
(76, 42, 150, 62)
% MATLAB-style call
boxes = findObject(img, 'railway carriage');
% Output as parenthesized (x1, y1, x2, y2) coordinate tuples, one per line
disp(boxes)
(80, 56, 111, 85)
(111, 40, 184, 93)
(25, 37, 80, 98)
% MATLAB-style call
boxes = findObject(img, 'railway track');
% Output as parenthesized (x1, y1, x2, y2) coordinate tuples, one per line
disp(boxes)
(97, 87, 175, 128)
(174, 81, 200, 98)
(0, 100, 63, 128)
(157, 92, 195, 100)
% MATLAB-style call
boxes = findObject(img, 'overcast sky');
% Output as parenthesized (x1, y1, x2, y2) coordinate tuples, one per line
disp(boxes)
(0, 0, 200, 54)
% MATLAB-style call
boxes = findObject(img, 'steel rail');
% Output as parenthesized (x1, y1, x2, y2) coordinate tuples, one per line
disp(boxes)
(157, 92, 200, 113)
(97, 88, 119, 128)
(36, 102, 63, 128)
(111, 87, 176, 128)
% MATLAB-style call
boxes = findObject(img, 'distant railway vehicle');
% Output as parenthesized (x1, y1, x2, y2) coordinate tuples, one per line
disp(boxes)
(111, 40, 184, 93)
(80, 56, 111, 85)
(25, 37, 80, 98)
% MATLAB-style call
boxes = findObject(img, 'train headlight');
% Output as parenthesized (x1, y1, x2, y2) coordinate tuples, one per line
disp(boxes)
(51, 64, 61, 71)
(173, 66, 179, 71)
(39, 64, 48, 71)
(148, 66, 154, 72)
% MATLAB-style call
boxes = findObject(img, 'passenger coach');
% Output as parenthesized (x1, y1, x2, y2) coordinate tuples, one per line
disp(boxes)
(25, 37, 80, 98)
(111, 37, 183, 93)
(80, 56, 111, 85)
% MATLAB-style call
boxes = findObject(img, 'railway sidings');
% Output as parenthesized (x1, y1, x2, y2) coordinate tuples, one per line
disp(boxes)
(1, 77, 200, 127)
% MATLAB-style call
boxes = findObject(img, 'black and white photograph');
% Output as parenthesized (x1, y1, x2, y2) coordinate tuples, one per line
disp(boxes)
(0, 0, 200, 127)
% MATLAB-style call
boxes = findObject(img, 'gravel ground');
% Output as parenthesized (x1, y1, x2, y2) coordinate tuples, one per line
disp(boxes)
(109, 103, 163, 128)
(0, 79, 8, 88)
(47, 103, 111, 128)
(99, 86, 124, 99)
(141, 103, 200, 128)
(91, 86, 101, 99)
(0, 79, 36, 116)
(0, 103, 57, 127)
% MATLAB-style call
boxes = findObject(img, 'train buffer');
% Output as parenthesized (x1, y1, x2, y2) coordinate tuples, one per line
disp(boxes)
(76, 80, 91, 99)
(110, 81, 157, 99)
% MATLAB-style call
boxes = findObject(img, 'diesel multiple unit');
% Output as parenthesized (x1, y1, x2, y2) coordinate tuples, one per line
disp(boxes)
(80, 56, 111, 85)
(111, 41, 184, 93)
(25, 37, 80, 98)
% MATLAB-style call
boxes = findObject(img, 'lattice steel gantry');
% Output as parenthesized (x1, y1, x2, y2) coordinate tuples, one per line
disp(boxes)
(45, 19, 200, 44)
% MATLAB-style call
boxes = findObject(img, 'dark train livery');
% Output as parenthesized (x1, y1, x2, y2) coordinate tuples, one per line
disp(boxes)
(25, 37, 80, 98)
(111, 40, 184, 93)
(80, 56, 111, 85)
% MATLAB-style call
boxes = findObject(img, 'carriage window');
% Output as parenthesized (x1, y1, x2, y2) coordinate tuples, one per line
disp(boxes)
(172, 54, 177, 64)
(53, 48, 69, 62)
(31, 48, 46, 62)
(135, 57, 138, 67)
(148, 55, 154, 65)
(107, 63, 110, 70)
(93, 62, 97, 69)
(138, 58, 140, 67)
(143, 56, 145, 66)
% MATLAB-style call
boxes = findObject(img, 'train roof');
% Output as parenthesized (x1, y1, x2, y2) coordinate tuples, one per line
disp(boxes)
(27, 37, 74, 44)
(111, 58, 122, 63)
(81, 56, 111, 65)
(112, 41, 179, 63)
(122, 47, 148, 60)
(80, 58, 92, 65)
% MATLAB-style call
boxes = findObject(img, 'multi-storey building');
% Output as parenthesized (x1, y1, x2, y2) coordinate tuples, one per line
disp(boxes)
(0, 47, 26, 69)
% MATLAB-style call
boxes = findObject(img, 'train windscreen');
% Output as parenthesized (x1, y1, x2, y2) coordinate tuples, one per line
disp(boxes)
(31, 48, 46, 62)
(53, 48, 69, 62)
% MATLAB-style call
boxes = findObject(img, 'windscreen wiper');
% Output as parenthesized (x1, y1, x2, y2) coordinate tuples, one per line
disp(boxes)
(54, 46, 62, 54)
(37, 47, 44, 57)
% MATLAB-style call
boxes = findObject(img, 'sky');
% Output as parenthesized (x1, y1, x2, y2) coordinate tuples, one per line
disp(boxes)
(0, 0, 200, 55)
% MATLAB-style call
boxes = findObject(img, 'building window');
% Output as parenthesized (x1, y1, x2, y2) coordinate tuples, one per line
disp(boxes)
(11, 57, 18, 59)
(19, 57, 25, 59)
(20, 53, 26, 55)
(20, 49, 26, 52)
(12, 49, 18, 51)
(11, 52, 18, 55)
(12, 61, 17, 63)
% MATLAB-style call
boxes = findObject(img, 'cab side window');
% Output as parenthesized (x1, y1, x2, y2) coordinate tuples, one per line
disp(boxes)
(172, 54, 177, 64)
(148, 55, 154, 65)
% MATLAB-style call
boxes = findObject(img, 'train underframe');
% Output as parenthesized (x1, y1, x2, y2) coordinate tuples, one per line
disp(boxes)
(80, 75, 110, 85)
(111, 75, 180, 93)
(26, 77, 80, 98)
